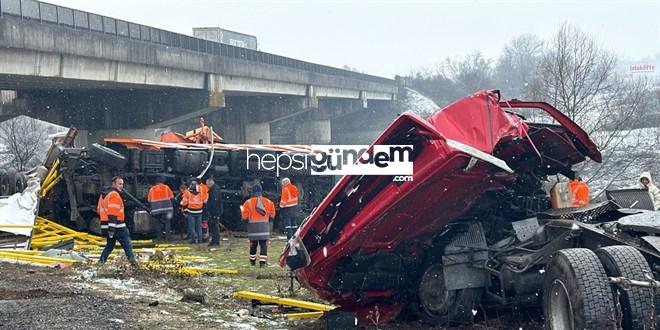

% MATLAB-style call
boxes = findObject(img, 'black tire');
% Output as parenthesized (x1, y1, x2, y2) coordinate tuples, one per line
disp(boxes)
(543, 248, 617, 330)
(6, 169, 18, 195)
(412, 262, 482, 325)
(15, 172, 26, 193)
(88, 143, 127, 169)
(0, 169, 9, 196)
(596, 245, 655, 330)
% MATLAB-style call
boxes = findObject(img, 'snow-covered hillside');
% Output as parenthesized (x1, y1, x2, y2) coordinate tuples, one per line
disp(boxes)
(398, 87, 440, 117)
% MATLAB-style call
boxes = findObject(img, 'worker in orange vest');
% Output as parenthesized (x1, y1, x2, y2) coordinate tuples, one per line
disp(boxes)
(198, 180, 209, 241)
(99, 176, 137, 266)
(279, 177, 299, 240)
(569, 176, 590, 207)
(181, 181, 205, 244)
(147, 177, 175, 240)
(96, 186, 111, 237)
(241, 184, 276, 267)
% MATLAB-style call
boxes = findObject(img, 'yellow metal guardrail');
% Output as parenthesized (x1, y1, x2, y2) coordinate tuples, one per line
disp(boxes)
(31, 216, 154, 250)
(40, 159, 61, 197)
(0, 251, 77, 265)
(232, 291, 335, 312)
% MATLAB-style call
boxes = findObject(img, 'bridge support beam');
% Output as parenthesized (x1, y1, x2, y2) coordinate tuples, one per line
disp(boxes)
(12, 89, 214, 130)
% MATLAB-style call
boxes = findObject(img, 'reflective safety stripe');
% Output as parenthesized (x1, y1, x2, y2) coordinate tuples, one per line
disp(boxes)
(248, 232, 270, 237)
(108, 222, 127, 228)
(259, 256, 268, 261)
(151, 207, 173, 213)
(186, 208, 203, 214)
(100, 225, 109, 229)
(249, 255, 257, 260)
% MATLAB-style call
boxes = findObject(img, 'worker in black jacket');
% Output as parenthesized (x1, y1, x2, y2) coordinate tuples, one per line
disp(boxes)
(205, 178, 224, 246)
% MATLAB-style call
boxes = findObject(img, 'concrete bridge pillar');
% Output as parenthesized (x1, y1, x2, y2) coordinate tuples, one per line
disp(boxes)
(295, 119, 331, 144)
(306, 85, 318, 109)
(207, 74, 226, 108)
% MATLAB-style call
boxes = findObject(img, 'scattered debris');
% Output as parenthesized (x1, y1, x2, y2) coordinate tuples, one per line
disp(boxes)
(181, 288, 206, 304)
(232, 290, 335, 313)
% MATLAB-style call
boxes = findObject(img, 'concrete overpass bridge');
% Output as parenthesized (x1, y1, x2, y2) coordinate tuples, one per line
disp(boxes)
(0, 0, 398, 145)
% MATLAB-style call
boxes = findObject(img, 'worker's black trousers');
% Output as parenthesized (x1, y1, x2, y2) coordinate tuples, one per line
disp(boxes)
(249, 240, 268, 265)
(154, 213, 172, 240)
(208, 216, 221, 245)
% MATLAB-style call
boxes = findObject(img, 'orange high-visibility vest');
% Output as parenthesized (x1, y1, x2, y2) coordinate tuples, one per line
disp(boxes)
(280, 184, 299, 208)
(97, 194, 108, 229)
(242, 197, 276, 222)
(569, 180, 590, 207)
(147, 183, 174, 214)
(198, 183, 209, 204)
(105, 190, 126, 227)
(181, 190, 205, 214)
(148, 183, 174, 202)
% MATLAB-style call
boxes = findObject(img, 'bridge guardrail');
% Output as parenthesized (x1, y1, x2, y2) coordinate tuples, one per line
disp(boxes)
(0, 0, 394, 85)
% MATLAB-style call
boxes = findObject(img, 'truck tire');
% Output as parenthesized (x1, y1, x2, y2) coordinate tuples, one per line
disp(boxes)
(0, 170, 9, 196)
(596, 245, 655, 330)
(6, 169, 18, 195)
(412, 262, 481, 325)
(543, 248, 617, 330)
(88, 143, 127, 169)
(15, 172, 26, 193)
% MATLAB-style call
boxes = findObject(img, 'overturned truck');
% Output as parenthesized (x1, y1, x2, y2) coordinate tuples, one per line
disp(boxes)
(39, 131, 333, 235)
(282, 90, 660, 329)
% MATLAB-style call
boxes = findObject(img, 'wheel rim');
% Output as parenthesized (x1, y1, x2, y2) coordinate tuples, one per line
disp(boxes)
(419, 263, 455, 317)
(549, 279, 574, 330)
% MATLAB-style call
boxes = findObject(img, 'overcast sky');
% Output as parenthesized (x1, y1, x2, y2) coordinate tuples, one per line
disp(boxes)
(46, 0, 660, 78)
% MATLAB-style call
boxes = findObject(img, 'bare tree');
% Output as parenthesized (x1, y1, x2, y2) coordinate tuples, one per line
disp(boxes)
(0, 116, 49, 171)
(406, 66, 461, 107)
(529, 24, 654, 188)
(443, 51, 495, 96)
(495, 34, 543, 99)
(530, 24, 617, 124)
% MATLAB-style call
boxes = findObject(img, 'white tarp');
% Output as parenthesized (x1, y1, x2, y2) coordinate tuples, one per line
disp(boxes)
(0, 175, 41, 237)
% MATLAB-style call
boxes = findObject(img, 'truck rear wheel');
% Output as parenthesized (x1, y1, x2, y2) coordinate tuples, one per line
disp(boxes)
(596, 245, 655, 330)
(0, 170, 9, 195)
(543, 248, 617, 330)
(6, 169, 19, 195)
(413, 262, 481, 325)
